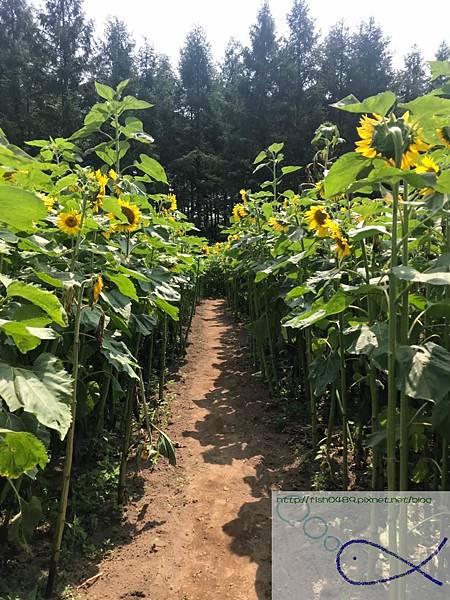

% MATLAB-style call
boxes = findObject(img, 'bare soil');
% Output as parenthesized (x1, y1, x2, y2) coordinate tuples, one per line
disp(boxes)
(78, 299, 304, 600)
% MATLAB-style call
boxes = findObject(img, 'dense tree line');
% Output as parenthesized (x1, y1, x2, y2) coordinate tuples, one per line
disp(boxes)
(0, 0, 448, 237)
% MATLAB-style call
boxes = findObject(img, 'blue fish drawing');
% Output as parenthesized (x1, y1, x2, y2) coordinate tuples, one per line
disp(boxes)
(336, 536, 448, 587)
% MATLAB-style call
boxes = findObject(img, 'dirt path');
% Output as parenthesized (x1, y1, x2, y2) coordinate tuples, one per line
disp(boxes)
(79, 299, 302, 600)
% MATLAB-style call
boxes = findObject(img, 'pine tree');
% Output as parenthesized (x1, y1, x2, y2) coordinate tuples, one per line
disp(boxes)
(435, 41, 450, 61)
(349, 17, 393, 100)
(242, 1, 279, 150)
(0, 0, 47, 143)
(99, 17, 136, 88)
(38, 0, 93, 136)
(278, 0, 321, 164)
(396, 46, 429, 101)
(176, 27, 221, 232)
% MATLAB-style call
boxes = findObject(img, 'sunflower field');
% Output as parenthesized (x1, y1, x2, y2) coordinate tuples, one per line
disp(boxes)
(0, 80, 205, 595)
(209, 60, 450, 494)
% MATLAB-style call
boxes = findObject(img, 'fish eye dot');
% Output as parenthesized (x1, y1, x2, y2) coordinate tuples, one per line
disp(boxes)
(353, 556, 357, 561)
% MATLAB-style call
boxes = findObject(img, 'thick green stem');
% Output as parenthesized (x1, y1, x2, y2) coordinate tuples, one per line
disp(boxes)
(338, 315, 348, 489)
(387, 181, 400, 492)
(305, 329, 318, 448)
(46, 281, 87, 598)
(399, 182, 410, 491)
(117, 384, 135, 505)
(158, 315, 167, 404)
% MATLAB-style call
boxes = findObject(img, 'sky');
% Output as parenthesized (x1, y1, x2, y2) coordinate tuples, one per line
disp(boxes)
(79, 0, 448, 69)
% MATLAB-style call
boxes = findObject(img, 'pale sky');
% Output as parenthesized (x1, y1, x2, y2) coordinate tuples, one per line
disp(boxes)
(81, 1, 449, 69)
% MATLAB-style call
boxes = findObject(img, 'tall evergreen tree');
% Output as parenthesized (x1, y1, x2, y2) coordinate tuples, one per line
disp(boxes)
(98, 17, 136, 88)
(435, 41, 450, 61)
(39, 0, 93, 136)
(349, 17, 393, 100)
(0, 0, 41, 143)
(242, 2, 279, 150)
(176, 27, 221, 232)
(278, 0, 321, 164)
(396, 46, 429, 101)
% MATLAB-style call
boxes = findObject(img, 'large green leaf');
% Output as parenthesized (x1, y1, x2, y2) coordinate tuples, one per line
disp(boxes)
(135, 154, 168, 184)
(0, 429, 48, 478)
(400, 94, 450, 117)
(155, 297, 179, 321)
(0, 185, 47, 231)
(331, 91, 396, 116)
(157, 430, 176, 466)
(106, 272, 138, 302)
(435, 170, 450, 194)
(95, 81, 115, 100)
(6, 280, 67, 326)
(323, 152, 369, 197)
(429, 60, 450, 81)
(396, 342, 450, 402)
(284, 290, 352, 330)
(0, 354, 73, 439)
(309, 354, 339, 397)
(346, 322, 389, 370)
(432, 397, 450, 437)
(392, 265, 450, 286)
(101, 337, 139, 379)
(0, 319, 56, 353)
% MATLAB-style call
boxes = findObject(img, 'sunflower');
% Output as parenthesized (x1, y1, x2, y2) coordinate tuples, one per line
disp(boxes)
(331, 231, 351, 261)
(268, 217, 288, 233)
(436, 126, 450, 148)
(283, 194, 300, 208)
(415, 156, 440, 196)
(111, 200, 141, 233)
(168, 193, 177, 212)
(356, 112, 429, 169)
(39, 193, 56, 213)
(232, 203, 247, 221)
(108, 169, 118, 181)
(202, 245, 210, 255)
(305, 206, 332, 237)
(240, 189, 248, 203)
(92, 275, 104, 303)
(56, 210, 82, 236)
(314, 181, 325, 198)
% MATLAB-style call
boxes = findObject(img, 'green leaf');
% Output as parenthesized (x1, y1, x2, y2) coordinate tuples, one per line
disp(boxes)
(100, 337, 139, 379)
(0, 430, 48, 478)
(346, 322, 389, 369)
(121, 96, 153, 111)
(0, 354, 73, 439)
(396, 342, 450, 402)
(435, 170, 450, 194)
(268, 142, 284, 154)
(281, 166, 302, 175)
(432, 397, 450, 437)
(429, 60, 450, 81)
(95, 81, 115, 101)
(8, 495, 43, 549)
(348, 226, 389, 241)
(253, 150, 267, 165)
(400, 94, 450, 117)
(6, 281, 67, 326)
(284, 290, 351, 330)
(155, 297, 179, 321)
(323, 153, 368, 197)
(0, 185, 47, 231)
(392, 265, 450, 286)
(106, 272, 138, 302)
(157, 430, 176, 466)
(331, 91, 396, 116)
(309, 354, 339, 397)
(135, 154, 168, 184)
(0, 320, 55, 353)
